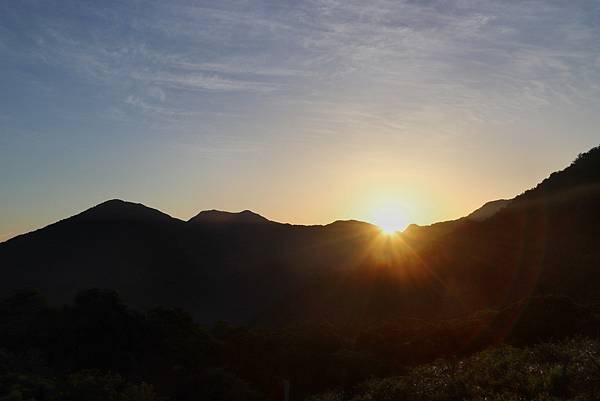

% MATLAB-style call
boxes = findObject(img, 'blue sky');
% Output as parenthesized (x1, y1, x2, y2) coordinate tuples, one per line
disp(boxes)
(1, 0, 600, 240)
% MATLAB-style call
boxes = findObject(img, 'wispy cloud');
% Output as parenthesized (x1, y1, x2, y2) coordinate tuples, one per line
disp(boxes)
(2, 0, 600, 239)
(277, 0, 600, 134)
(2, 0, 600, 139)
(131, 71, 281, 93)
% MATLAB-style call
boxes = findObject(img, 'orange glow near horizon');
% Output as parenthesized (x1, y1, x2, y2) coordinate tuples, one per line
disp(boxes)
(349, 185, 438, 235)
(367, 204, 410, 234)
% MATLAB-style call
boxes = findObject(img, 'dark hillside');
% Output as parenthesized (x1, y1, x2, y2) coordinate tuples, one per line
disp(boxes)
(1, 146, 599, 325)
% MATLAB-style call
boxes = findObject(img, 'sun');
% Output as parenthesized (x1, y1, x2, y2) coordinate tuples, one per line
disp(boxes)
(369, 205, 410, 235)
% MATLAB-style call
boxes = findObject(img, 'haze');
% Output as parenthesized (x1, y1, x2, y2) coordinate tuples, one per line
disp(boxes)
(1, 0, 599, 241)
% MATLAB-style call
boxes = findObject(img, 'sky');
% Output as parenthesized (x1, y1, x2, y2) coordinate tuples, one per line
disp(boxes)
(1, 0, 600, 241)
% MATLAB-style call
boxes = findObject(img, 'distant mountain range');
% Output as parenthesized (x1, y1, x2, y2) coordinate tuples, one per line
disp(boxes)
(189, 209, 271, 224)
(1, 146, 599, 324)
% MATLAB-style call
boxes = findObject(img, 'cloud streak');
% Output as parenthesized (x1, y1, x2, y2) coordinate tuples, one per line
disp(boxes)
(2, 0, 600, 139)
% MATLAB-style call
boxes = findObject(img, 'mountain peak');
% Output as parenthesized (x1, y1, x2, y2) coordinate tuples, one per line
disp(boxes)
(188, 209, 270, 224)
(72, 199, 177, 223)
(467, 199, 511, 221)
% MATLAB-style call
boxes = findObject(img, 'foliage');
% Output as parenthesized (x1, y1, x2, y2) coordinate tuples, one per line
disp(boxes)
(1, 290, 600, 400)
(310, 338, 600, 401)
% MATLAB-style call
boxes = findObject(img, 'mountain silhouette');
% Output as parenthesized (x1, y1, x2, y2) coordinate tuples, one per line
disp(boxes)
(403, 198, 510, 241)
(189, 209, 271, 224)
(73, 199, 178, 223)
(412, 145, 600, 315)
(466, 199, 511, 221)
(1, 145, 599, 324)
(0, 198, 380, 322)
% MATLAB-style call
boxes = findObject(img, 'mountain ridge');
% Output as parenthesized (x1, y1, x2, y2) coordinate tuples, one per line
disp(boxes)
(0, 145, 598, 324)
(466, 199, 511, 221)
(188, 209, 271, 224)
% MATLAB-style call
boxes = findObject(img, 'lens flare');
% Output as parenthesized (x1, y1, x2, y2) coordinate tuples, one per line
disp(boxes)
(369, 205, 409, 234)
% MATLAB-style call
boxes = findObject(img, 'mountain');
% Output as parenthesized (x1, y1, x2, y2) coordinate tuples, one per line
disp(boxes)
(1, 145, 599, 325)
(466, 199, 511, 221)
(0, 199, 188, 316)
(189, 209, 271, 224)
(71, 199, 178, 223)
(516, 147, 600, 201)
(0, 199, 380, 323)
(401, 198, 510, 243)
(403, 198, 510, 242)
(414, 146, 600, 314)
(268, 145, 600, 322)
